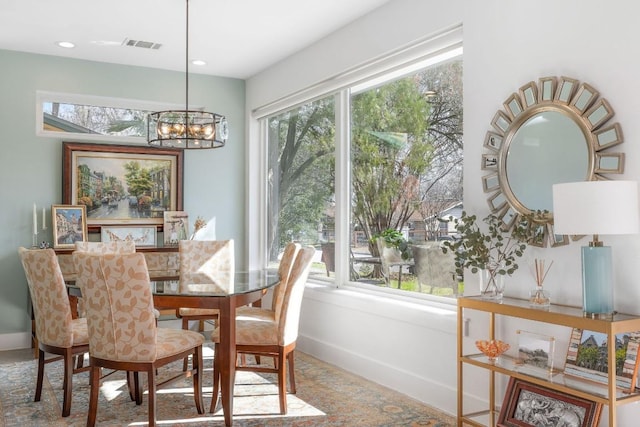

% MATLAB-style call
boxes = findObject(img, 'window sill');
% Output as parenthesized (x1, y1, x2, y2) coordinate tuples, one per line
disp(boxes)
(304, 280, 458, 334)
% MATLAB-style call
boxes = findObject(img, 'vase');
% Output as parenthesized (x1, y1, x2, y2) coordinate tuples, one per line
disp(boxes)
(480, 263, 505, 300)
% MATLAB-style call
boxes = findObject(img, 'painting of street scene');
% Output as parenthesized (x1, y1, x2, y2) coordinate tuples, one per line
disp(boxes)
(52, 205, 86, 248)
(64, 143, 181, 227)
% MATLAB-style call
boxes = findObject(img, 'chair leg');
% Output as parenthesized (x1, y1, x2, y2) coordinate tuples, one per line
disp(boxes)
(287, 351, 296, 394)
(61, 348, 74, 417)
(192, 346, 204, 414)
(87, 366, 101, 427)
(134, 372, 143, 405)
(277, 349, 288, 414)
(147, 368, 157, 427)
(210, 343, 221, 413)
(182, 318, 190, 371)
(34, 348, 45, 403)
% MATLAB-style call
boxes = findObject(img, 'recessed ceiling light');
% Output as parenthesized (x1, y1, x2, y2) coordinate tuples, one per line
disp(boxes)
(56, 41, 75, 49)
(191, 59, 206, 66)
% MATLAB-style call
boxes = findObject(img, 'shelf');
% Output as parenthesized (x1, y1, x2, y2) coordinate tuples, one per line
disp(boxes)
(457, 296, 640, 426)
(459, 296, 640, 334)
(461, 353, 640, 405)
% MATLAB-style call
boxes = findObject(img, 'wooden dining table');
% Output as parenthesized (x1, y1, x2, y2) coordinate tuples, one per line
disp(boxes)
(68, 269, 280, 427)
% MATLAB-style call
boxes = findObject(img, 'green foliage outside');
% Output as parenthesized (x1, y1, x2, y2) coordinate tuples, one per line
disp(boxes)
(267, 60, 463, 285)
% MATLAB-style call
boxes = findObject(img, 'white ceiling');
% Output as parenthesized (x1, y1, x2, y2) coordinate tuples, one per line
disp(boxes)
(0, 0, 391, 79)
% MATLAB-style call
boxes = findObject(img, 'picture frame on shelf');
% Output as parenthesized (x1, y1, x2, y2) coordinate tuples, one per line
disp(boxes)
(564, 328, 640, 391)
(515, 330, 556, 374)
(62, 142, 183, 232)
(498, 377, 602, 427)
(51, 204, 87, 249)
(101, 225, 157, 248)
(163, 211, 189, 246)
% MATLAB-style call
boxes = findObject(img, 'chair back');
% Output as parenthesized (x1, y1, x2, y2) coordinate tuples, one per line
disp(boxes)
(271, 242, 301, 311)
(73, 252, 157, 362)
(278, 246, 315, 346)
(179, 240, 234, 293)
(18, 247, 75, 348)
(74, 241, 136, 254)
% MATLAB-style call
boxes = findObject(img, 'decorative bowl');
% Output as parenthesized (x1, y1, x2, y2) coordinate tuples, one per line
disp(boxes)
(475, 339, 510, 362)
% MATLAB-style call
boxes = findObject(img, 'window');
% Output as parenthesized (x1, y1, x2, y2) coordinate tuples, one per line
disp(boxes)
(263, 44, 462, 300)
(36, 91, 187, 143)
(266, 96, 336, 280)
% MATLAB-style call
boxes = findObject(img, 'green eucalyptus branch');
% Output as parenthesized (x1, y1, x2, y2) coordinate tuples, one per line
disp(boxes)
(441, 211, 544, 279)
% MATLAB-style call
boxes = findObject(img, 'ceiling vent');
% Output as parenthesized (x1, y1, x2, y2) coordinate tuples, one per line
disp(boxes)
(122, 38, 162, 50)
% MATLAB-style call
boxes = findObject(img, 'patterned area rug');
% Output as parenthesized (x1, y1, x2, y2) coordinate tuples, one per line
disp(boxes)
(0, 346, 455, 426)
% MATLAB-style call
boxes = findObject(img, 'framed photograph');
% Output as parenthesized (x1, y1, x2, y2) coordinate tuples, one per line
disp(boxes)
(101, 225, 157, 248)
(62, 142, 183, 231)
(564, 328, 640, 390)
(163, 211, 189, 246)
(52, 204, 88, 249)
(498, 377, 602, 427)
(516, 330, 556, 373)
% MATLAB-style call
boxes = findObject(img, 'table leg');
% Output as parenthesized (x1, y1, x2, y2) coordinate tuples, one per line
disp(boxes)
(218, 297, 237, 426)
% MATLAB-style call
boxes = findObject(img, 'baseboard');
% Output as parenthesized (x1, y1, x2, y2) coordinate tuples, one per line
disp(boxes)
(297, 333, 460, 415)
(0, 332, 32, 351)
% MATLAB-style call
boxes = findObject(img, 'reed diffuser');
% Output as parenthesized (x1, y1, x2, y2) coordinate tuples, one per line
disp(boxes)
(530, 258, 552, 307)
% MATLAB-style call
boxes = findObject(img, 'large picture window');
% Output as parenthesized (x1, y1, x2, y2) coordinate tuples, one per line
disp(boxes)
(264, 47, 462, 300)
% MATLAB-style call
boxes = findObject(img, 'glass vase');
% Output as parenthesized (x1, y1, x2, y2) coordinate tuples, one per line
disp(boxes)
(480, 263, 505, 300)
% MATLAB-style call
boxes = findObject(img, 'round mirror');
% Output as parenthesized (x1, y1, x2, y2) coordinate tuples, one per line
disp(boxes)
(481, 76, 625, 247)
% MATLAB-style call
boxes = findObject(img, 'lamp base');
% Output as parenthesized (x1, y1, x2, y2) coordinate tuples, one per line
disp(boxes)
(581, 245, 614, 318)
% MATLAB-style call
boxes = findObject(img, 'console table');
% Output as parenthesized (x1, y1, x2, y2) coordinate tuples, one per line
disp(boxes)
(457, 296, 640, 427)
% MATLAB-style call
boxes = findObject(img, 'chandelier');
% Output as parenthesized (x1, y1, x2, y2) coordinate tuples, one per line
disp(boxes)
(147, 0, 228, 149)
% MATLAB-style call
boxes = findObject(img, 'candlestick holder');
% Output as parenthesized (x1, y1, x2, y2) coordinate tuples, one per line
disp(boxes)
(32, 232, 38, 249)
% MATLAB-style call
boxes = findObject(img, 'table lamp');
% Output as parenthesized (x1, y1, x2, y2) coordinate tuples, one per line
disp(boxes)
(552, 180, 639, 318)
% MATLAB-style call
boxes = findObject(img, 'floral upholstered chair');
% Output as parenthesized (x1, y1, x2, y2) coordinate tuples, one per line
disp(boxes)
(73, 241, 161, 321)
(73, 252, 205, 427)
(177, 239, 234, 330)
(210, 245, 315, 414)
(74, 240, 136, 254)
(18, 247, 90, 417)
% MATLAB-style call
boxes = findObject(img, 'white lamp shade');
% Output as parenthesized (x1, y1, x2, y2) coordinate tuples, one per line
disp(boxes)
(552, 180, 640, 236)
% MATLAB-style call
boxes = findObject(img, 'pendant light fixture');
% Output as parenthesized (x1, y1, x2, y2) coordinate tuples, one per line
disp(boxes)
(147, 0, 228, 149)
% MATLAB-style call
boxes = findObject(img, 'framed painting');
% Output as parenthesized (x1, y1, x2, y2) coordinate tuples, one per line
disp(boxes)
(163, 211, 189, 246)
(62, 142, 183, 231)
(51, 204, 88, 249)
(101, 225, 157, 248)
(498, 377, 602, 427)
(564, 328, 640, 391)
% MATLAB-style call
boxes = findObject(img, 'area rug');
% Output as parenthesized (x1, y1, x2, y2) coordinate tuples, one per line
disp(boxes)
(0, 346, 455, 426)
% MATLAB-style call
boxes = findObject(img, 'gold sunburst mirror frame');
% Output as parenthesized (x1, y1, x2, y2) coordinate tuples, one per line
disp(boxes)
(481, 76, 625, 247)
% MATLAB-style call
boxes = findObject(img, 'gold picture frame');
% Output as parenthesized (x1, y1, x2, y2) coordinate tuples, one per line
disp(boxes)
(62, 142, 183, 232)
(51, 204, 88, 249)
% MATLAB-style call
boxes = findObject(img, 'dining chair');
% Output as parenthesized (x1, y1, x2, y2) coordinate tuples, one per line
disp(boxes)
(177, 239, 234, 332)
(18, 247, 90, 417)
(73, 252, 205, 427)
(210, 245, 315, 414)
(74, 240, 136, 254)
(235, 242, 300, 367)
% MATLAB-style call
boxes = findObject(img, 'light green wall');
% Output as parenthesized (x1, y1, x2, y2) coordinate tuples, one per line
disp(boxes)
(0, 49, 245, 338)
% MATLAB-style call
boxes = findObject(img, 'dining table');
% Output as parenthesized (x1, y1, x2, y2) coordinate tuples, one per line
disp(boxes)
(68, 268, 280, 427)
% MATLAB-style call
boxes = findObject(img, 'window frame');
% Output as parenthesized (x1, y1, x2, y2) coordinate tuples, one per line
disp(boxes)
(35, 90, 197, 144)
(251, 27, 463, 306)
